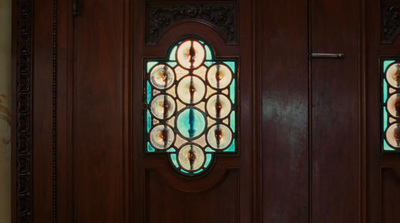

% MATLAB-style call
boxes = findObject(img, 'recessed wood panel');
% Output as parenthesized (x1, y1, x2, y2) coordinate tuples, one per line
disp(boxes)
(145, 169, 239, 223)
(73, 0, 124, 221)
(311, 0, 361, 222)
(382, 168, 400, 223)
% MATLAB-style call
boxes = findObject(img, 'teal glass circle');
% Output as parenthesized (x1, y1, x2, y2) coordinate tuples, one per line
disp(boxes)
(176, 108, 206, 139)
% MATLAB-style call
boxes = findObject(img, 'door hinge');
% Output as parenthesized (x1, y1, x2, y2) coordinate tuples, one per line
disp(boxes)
(72, 0, 79, 16)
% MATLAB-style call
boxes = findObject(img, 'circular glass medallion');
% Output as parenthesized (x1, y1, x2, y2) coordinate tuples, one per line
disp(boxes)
(177, 40, 205, 69)
(149, 124, 175, 150)
(387, 93, 400, 117)
(176, 108, 206, 139)
(386, 123, 400, 149)
(178, 144, 205, 171)
(150, 94, 176, 120)
(150, 64, 175, 90)
(386, 63, 400, 88)
(206, 94, 232, 119)
(207, 124, 233, 150)
(207, 64, 233, 89)
(177, 75, 206, 104)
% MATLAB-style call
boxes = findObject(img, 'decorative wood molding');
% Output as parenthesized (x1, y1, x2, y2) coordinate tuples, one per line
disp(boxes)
(146, 2, 237, 44)
(15, 0, 33, 221)
(382, 1, 400, 44)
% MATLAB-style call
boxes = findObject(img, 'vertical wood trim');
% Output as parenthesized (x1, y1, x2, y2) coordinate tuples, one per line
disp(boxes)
(13, 0, 33, 221)
(252, 0, 262, 221)
(360, 0, 367, 221)
(52, 0, 58, 221)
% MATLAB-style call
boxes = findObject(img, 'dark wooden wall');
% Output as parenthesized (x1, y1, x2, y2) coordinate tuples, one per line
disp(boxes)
(11, 0, 400, 222)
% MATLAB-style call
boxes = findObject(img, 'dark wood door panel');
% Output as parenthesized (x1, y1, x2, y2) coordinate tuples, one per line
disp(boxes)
(258, 0, 309, 221)
(311, 0, 361, 222)
(145, 169, 239, 223)
(72, 0, 125, 221)
(131, 0, 254, 222)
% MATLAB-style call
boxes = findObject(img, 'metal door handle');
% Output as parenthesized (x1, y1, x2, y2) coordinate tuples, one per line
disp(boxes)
(310, 53, 345, 59)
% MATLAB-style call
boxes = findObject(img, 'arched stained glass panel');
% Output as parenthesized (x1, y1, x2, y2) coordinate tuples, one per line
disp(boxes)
(144, 38, 238, 176)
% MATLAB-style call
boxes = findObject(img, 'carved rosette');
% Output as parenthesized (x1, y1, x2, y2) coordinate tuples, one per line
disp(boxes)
(16, 0, 33, 221)
(382, 2, 400, 43)
(146, 2, 237, 44)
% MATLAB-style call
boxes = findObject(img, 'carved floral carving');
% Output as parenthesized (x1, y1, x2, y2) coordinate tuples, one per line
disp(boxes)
(147, 2, 237, 44)
(15, 0, 33, 221)
(382, 3, 400, 43)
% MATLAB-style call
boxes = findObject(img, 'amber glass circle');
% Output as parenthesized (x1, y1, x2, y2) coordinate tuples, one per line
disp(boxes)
(150, 64, 175, 90)
(387, 93, 400, 117)
(386, 123, 400, 149)
(149, 124, 175, 150)
(206, 124, 233, 150)
(176, 75, 206, 104)
(176, 40, 205, 69)
(150, 94, 176, 120)
(386, 63, 400, 88)
(207, 64, 233, 89)
(178, 144, 205, 171)
(206, 94, 232, 119)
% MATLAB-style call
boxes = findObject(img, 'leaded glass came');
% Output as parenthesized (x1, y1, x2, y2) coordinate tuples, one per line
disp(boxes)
(382, 59, 400, 152)
(144, 38, 238, 175)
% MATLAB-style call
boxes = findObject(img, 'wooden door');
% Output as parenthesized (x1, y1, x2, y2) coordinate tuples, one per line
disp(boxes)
(12, 0, 389, 222)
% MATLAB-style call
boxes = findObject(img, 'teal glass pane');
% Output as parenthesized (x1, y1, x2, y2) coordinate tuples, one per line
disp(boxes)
(180, 169, 190, 174)
(205, 45, 213, 60)
(147, 61, 158, 73)
(176, 108, 206, 139)
(147, 110, 152, 133)
(170, 154, 179, 168)
(383, 60, 396, 73)
(384, 140, 395, 151)
(383, 80, 388, 103)
(167, 61, 177, 67)
(223, 61, 235, 72)
(204, 154, 213, 168)
(223, 139, 235, 152)
(383, 107, 388, 131)
(194, 169, 204, 174)
(205, 147, 215, 152)
(146, 81, 152, 104)
(147, 142, 156, 152)
(230, 79, 236, 104)
(166, 148, 176, 153)
(204, 61, 216, 67)
(169, 46, 178, 61)
(230, 111, 236, 133)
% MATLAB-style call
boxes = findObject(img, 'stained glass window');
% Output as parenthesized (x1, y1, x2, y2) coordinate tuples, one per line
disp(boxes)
(382, 59, 400, 152)
(144, 38, 238, 176)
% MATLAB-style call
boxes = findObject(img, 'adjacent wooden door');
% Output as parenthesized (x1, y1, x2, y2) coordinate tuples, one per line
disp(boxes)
(14, 0, 397, 222)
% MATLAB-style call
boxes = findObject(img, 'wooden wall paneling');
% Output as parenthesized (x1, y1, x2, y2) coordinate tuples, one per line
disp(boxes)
(32, 0, 55, 221)
(258, 0, 309, 222)
(310, 0, 361, 222)
(72, 0, 125, 221)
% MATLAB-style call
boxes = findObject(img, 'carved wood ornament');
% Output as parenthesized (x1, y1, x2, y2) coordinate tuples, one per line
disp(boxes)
(146, 2, 237, 44)
(382, 1, 400, 43)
